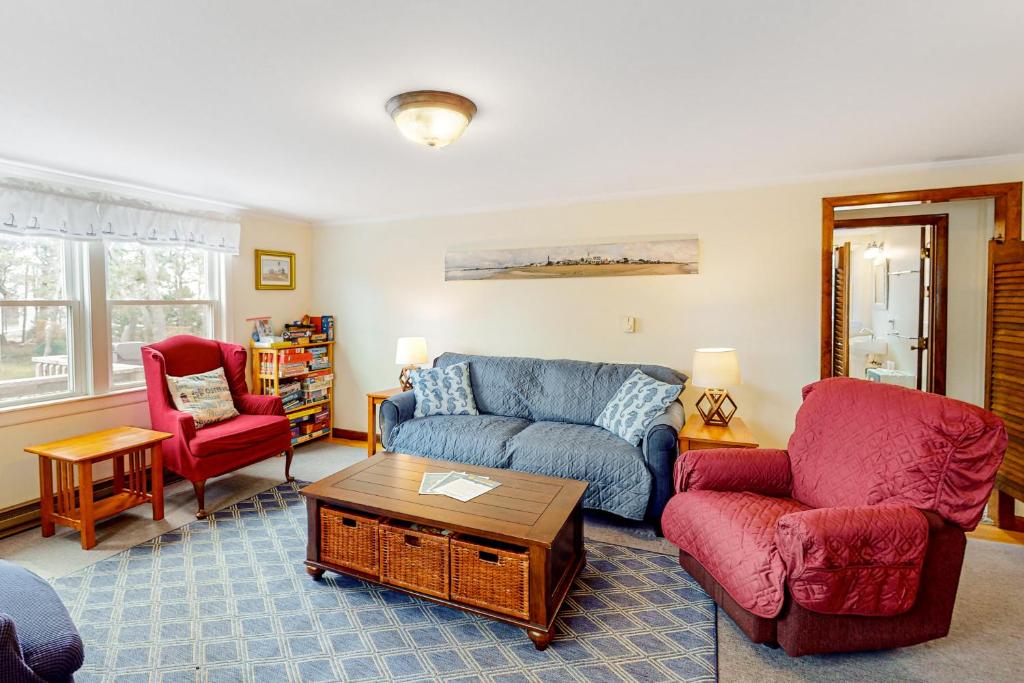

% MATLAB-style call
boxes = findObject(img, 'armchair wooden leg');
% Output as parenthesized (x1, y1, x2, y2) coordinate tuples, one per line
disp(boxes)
(285, 447, 295, 483)
(192, 480, 207, 519)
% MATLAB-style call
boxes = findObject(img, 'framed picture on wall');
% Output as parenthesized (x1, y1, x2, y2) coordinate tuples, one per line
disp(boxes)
(872, 258, 889, 309)
(255, 249, 295, 290)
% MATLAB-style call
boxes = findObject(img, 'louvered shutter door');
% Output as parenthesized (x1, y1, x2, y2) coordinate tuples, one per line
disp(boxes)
(987, 239, 1024, 501)
(832, 243, 851, 377)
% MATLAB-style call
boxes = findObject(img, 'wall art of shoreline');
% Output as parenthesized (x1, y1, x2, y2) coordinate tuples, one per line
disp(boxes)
(445, 236, 699, 281)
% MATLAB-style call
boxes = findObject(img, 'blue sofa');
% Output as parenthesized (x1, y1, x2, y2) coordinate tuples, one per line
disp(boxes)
(381, 352, 687, 523)
(0, 560, 84, 683)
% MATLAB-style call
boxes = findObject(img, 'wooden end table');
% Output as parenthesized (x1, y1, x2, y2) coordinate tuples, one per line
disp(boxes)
(302, 452, 587, 650)
(25, 426, 172, 549)
(679, 414, 758, 451)
(365, 387, 403, 457)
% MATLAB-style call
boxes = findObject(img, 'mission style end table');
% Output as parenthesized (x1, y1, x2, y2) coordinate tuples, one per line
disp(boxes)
(26, 426, 172, 549)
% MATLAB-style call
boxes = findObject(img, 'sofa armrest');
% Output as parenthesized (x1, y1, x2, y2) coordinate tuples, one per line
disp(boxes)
(774, 505, 929, 616)
(674, 448, 792, 495)
(642, 401, 684, 520)
(236, 393, 285, 417)
(380, 390, 416, 449)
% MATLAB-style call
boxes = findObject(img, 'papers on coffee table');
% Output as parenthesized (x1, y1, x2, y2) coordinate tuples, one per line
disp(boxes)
(419, 471, 500, 502)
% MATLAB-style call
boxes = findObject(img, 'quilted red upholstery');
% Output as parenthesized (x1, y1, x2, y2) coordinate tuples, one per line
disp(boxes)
(662, 491, 810, 618)
(775, 505, 929, 616)
(788, 378, 1006, 530)
(189, 414, 291, 458)
(675, 448, 792, 496)
(662, 377, 1007, 630)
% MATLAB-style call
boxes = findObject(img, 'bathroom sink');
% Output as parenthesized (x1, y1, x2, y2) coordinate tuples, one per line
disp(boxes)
(849, 336, 888, 355)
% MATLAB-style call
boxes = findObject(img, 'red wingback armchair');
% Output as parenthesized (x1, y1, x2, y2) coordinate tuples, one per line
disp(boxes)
(142, 335, 293, 518)
(662, 377, 1007, 656)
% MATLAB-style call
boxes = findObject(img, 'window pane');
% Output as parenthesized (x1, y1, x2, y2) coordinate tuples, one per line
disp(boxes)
(110, 303, 212, 386)
(106, 243, 209, 300)
(0, 234, 66, 300)
(0, 305, 71, 404)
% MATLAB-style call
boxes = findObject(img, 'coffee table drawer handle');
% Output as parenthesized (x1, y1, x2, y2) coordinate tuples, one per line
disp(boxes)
(342, 518, 358, 528)
(478, 551, 500, 564)
(404, 534, 421, 547)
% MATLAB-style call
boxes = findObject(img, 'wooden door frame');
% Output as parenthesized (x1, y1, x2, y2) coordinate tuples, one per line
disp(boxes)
(831, 214, 949, 395)
(821, 182, 1022, 379)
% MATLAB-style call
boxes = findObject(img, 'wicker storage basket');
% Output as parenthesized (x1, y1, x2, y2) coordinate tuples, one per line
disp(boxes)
(450, 536, 530, 619)
(379, 523, 451, 599)
(319, 507, 380, 576)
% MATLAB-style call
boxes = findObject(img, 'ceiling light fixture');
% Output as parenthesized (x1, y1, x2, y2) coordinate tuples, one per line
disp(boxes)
(385, 90, 477, 148)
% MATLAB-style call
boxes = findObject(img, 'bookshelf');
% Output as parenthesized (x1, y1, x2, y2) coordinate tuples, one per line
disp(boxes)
(250, 340, 334, 447)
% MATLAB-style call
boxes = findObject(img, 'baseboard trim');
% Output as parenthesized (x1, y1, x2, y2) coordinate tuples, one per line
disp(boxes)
(0, 467, 183, 540)
(333, 428, 368, 441)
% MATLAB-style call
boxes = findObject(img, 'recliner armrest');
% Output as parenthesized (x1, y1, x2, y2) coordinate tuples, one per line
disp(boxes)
(774, 505, 929, 616)
(674, 448, 792, 495)
(380, 390, 416, 449)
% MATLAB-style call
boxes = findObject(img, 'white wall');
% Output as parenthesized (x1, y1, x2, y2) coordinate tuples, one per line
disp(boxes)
(0, 213, 313, 511)
(313, 158, 1024, 450)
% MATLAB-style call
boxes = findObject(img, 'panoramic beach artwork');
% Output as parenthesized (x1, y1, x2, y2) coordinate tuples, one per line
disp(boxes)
(444, 236, 699, 281)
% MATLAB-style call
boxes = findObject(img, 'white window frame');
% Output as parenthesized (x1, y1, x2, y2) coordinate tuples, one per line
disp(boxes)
(98, 243, 225, 391)
(0, 237, 86, 408)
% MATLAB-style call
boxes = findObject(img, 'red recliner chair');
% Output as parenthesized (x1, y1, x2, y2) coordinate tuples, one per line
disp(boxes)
(662, 377, 1007, 656)
(142, 335, 294, 518)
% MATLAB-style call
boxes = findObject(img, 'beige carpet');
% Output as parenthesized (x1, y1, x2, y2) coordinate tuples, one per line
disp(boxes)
(1, 441, 1019, 682)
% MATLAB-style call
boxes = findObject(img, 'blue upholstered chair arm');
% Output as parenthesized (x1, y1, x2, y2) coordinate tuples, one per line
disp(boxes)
(643, 400, 684, 522)
(380, 390, 416, 449)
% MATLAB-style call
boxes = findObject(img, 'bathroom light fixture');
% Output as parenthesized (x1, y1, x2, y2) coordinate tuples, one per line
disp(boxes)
(385, 90, 477, 148)
(863, 241, 884, 260)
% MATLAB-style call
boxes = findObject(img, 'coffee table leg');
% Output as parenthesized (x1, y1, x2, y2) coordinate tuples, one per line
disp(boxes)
(306, 566, 325, 581)
(150, 444, 164, 521)
(527, 628, 553, 651)
(78, 461, 96, 550)
(38, 457, 55, 538)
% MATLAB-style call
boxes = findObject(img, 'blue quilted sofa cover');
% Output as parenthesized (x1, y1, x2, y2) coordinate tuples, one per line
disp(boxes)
(381, 352, 687, 522)
(0, 560, 84, 683)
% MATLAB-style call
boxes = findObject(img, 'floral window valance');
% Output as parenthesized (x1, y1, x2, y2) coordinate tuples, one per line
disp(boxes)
(0, 178, 241, 255)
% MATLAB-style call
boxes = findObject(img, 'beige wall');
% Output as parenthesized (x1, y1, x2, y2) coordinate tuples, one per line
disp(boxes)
(312, 158, 1024, 451)
(0, 213, 313, 510)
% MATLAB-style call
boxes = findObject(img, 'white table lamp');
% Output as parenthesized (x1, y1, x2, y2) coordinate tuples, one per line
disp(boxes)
(692, 348, 741, 426)
(395, 337, 428, 390)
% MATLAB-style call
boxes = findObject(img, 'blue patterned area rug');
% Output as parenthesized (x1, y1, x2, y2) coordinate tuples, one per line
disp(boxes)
(52, 482, 717, 682)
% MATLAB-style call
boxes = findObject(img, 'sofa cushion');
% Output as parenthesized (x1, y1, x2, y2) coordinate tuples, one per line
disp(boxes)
(411, 361, 480, 418)
(662, 491, 811, 618)
(595, 369, 683, 445)
(389, 414, 531, 468)
(435, 352, 686, 425)
(788, 377, 1007, 529)
(506, 421, 653, 520)
(189, 413, 291, 458)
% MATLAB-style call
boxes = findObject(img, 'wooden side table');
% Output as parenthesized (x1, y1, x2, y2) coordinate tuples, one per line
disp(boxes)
(679, 414, 759, 451)
(25, 426, 172, 549)
(366, 387, 403, 457)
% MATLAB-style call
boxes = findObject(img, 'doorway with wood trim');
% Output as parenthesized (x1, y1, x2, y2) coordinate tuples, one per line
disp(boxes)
(821, 182, 1024, 532)
(830, 214, 948, 393)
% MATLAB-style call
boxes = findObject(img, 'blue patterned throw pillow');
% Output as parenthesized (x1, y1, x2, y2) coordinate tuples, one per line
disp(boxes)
(411, 361, 480, 418)
(595, 369, 683, 446)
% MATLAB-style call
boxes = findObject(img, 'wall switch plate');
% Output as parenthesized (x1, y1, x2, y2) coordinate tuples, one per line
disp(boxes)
(624, 316, 636, 333)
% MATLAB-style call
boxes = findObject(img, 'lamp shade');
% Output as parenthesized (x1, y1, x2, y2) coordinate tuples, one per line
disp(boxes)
(691, 348, 741, 388)
(395, 337, 428, 365)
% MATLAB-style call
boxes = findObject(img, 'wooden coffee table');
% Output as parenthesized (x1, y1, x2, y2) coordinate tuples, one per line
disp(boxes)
(301, 452, 588, 649)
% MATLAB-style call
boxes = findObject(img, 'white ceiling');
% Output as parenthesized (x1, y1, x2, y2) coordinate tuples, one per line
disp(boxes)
(1, 1, 1023, 224)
